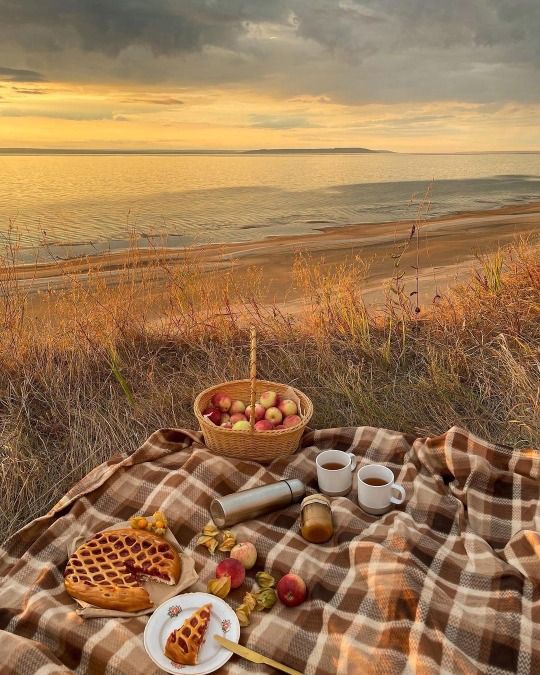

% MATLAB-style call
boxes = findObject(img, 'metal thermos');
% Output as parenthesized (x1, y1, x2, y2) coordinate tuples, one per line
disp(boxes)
(210, 479, 306, 528)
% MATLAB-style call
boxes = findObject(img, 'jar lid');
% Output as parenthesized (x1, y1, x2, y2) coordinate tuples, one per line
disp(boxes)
(301, 493, 331, 509)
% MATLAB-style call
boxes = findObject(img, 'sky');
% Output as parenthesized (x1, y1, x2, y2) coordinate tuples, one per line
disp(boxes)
(0, 0, 539, 151)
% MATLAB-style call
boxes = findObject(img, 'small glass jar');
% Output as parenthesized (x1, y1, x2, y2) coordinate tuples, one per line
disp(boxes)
(300, 494, 334, 543)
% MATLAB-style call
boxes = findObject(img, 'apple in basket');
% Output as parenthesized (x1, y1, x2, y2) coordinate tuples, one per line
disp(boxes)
(245, 403, 265, 422)
(230, 399, 246, 414)
(203, 407, 221, 425)
(283, 414, 302, 428)
(279, 399, 298, 417)
(232, 420, 251, 431)
(265, 407, 283, 425)
(260, 391, 278, 409)
(211, 392, 232, 412)
(255, 419, 274, 431)
(230, 413, 247, 425)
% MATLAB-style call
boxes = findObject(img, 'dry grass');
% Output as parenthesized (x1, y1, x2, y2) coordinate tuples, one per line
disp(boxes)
(1, 235, 539, 543)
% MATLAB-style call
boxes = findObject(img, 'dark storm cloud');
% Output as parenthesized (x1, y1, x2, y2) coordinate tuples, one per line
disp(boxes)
(0, 0, 290, 56)
(0, 1, 538, 103)
(0, 66, 45, 82)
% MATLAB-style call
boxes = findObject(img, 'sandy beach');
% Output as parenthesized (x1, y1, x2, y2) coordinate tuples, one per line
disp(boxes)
(4, 200, 540, 314)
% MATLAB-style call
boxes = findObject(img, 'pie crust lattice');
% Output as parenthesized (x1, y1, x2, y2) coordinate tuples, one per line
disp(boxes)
(64, 527, 181, 612)
(165, 603, 212, 665)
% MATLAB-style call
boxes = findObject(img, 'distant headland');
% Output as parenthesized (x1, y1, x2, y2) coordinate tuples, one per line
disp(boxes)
(242, 147, 393, 154)
(0, 146, 392, 155)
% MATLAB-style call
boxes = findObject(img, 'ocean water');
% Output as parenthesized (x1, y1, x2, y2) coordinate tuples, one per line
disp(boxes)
(0, 152, 539, 261)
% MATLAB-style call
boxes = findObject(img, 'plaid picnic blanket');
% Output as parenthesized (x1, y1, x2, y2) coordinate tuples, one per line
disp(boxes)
(1, 425, 539, 674)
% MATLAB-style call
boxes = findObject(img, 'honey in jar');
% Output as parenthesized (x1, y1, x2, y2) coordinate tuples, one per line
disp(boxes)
(300, 494, 334, 543)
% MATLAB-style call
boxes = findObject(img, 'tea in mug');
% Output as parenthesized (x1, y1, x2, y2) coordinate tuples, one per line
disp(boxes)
(321, 462, 347, 471)
(362, 477, 389, 486)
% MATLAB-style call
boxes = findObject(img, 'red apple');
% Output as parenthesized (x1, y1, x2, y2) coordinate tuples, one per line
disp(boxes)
(260, 391, 277, 409)
(265, 407, 283, 425)
(230, 399, 246, 414)
(216, 558, 245, 588)
(274, 424, 285, 430)
(230, 413, 247, 424)
(203, 407, 221, 425)
(245, 403, 265, 422)
(255, 419, 274, 431)
(283, 414, 302, 428)
(276, 573, 307, 607)
(278, 399, 298, 417)
(211, 392, 232, 412)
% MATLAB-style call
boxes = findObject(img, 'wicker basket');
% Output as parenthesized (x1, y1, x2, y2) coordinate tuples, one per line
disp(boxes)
(194, 328, 313, 462)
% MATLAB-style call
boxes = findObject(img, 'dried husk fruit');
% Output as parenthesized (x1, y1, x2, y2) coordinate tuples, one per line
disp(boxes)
(255, 571, 276, 589)
(242, 592, 257, 612)
(218, 530, 237, 552)
(151, 511, 168, 530)
(197, 535, 219, 555)
(202, 521, 220, 537)
(235, 605, 251, 627)
(207, 576, 231, 599)
(130, 511, 168, 534)
(255, 588, 277, 610)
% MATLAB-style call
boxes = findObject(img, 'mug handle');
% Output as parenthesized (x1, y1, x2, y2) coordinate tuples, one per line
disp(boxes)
(348, 453, 357, 471)
(390, 483, 405, 505)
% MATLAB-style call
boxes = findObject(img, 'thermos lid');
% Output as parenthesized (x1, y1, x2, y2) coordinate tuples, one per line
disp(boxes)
(284, 478, 306, 501)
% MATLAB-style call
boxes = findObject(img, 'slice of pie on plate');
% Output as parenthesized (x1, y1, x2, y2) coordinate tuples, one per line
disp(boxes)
(64, 528, 181, 612)
(164, 603, 212, 665)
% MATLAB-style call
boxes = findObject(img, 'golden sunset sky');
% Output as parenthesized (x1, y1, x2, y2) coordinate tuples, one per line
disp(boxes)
(0, 1, 539, 151)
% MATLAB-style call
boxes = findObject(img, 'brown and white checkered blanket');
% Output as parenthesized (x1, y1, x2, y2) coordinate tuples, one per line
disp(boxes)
(1, 426, 539, 674)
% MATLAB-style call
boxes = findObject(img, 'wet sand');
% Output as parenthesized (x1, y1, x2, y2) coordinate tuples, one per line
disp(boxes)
(4, 201, 540, 313)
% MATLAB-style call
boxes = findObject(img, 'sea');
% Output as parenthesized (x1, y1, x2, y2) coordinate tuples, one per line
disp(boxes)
(0, 151, 539, 262)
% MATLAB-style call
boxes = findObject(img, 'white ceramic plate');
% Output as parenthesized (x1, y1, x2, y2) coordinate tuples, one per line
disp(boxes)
(143, 592, 240, 674)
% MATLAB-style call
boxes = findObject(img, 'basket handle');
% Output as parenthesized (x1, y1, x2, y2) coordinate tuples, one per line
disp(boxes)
(249, 325, 257, 431)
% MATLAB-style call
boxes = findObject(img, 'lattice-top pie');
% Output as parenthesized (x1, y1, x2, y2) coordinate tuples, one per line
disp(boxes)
(64, 528, 181, 612)
(164, 603, 212, 665)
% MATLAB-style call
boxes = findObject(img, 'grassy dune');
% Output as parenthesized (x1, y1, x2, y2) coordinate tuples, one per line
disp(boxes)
(1, 237, 539, 542)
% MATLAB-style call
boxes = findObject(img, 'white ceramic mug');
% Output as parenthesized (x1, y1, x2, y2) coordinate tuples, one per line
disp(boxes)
(357, 464, 406, 514)
(316, 449, 357, 496)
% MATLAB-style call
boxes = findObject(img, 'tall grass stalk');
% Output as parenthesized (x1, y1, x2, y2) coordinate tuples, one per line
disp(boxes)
(0, 235, 539, 542)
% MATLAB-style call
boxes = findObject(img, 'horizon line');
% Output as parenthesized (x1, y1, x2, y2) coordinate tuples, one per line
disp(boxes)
(0, 147, 539, 155)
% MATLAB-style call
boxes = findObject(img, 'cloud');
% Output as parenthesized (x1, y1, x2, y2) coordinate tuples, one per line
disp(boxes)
(0, 107, 114, 120)
(0, 1, 538, 105)
(0, 1, 290, 57)
(249, 114, 318, 128)
(13, 86, 48, 94)
(0, 66, 45, 82)
(122, 96, 184, 106)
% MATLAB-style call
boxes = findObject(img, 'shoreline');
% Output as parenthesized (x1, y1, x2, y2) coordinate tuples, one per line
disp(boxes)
(3, 200, 540, 311)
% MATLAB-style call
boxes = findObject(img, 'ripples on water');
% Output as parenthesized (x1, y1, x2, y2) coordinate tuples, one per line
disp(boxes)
(0, 152, 538, 262)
